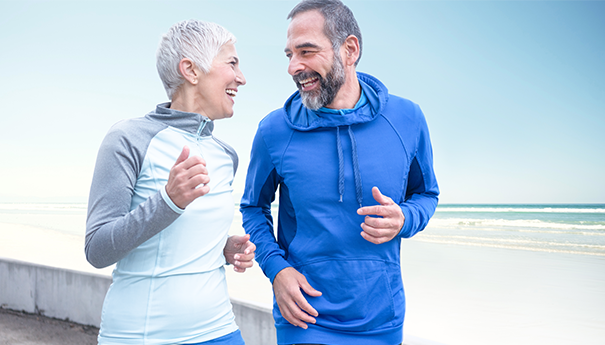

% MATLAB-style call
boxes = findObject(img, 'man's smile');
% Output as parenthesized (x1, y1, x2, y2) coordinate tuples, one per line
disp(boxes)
(298, 76, 320, 91)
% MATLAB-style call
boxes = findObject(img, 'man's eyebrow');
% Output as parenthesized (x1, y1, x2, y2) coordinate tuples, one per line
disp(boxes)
(284, 42, 321, 53)
(230, 56, 239, 63)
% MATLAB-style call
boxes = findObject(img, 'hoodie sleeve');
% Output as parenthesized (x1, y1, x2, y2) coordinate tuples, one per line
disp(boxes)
(240, 126, 292, 283)
(398, 105, 440, 238)
(85, 122, 182, 268)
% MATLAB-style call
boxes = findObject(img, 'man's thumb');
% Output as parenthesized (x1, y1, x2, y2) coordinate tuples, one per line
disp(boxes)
(372, 186, 392, 205)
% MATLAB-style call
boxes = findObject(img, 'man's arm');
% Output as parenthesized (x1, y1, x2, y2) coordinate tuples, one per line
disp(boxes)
(357, 106, 439, 243)
(240, 126, 321, 328)
(240, 127, 290, 281)
(397, 108, 440, 238)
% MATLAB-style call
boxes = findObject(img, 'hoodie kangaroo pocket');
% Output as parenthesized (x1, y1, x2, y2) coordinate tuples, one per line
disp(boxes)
(300, 260, 396, 332)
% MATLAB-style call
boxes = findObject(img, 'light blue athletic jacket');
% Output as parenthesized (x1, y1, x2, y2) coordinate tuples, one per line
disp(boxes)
(240, 72, 439, 345)
(85, 103, 239, 344)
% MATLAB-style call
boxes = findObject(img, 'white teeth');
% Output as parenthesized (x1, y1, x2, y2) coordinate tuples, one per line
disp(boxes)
(299, 77, 318, 85)
(226, 89, 236, 97)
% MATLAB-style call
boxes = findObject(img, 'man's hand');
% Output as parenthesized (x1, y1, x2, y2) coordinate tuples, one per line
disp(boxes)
(165, 146, 210, 209)
(357, 186, 405, 244)
(273, 267, 322, 329)
(223, 234, 256, 273)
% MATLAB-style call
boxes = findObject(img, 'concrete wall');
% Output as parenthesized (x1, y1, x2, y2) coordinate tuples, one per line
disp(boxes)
(0, 257, 276, 344)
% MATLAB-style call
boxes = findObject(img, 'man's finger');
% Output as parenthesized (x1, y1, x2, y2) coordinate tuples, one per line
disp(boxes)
(357, 205, 387, 217)
(283, 305, 311, 329)
(296, 279, 321, 318)
(360, 230, 387, 244)
(300, 280, 322, 298)
(371, 186, 394, 206)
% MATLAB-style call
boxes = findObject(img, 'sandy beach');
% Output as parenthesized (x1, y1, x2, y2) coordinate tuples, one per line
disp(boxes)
(1, 209, 605, 345)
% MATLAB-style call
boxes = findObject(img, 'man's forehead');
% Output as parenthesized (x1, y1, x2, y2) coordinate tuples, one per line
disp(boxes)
(285, 10, 329, 50)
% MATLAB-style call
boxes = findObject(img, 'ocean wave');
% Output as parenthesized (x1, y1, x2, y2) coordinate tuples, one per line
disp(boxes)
(412, 237, 605, 257)
(0, 203, 87, 211)
(436, 207, 605, 214)
(420, 234, 605, 250)
(428, 218, 605, 231)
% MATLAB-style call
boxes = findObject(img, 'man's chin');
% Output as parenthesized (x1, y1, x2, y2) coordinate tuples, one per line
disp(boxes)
(300, 93, 323, 111)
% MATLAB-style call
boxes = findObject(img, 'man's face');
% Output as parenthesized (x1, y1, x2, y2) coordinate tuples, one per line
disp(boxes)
(285, 10, 346, 110)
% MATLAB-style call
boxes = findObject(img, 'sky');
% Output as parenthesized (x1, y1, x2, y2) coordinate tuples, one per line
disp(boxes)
(0, 0, 603, 204)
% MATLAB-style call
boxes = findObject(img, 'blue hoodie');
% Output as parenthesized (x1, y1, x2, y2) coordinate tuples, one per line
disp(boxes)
(240, 72, 439, 344)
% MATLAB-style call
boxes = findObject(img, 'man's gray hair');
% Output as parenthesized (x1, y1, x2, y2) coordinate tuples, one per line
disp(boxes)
(156, 20, 236, 100)
(288, 0, 362, 66)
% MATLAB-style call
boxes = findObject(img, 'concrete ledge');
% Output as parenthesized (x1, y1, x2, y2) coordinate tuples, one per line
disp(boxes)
(0, 257, 276, 344)
(0, 257, 111, 326)
(231, 297, 276, 345)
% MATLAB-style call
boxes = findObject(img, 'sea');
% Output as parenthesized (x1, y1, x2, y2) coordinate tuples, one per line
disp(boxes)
(416, 203, 605, 257)
(1, 202, 604, 257)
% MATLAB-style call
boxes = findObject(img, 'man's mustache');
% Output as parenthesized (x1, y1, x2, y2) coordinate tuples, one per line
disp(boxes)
(293, 71, 322, 86)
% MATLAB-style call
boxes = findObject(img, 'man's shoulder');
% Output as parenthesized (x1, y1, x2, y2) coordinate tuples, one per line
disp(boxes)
(381, 94, 422, 118)
(384, 93, 420, 110)
(258, 107, 289, 130)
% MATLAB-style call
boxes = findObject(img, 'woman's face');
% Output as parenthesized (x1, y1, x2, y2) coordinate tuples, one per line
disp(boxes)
(196, 43, 246, 120)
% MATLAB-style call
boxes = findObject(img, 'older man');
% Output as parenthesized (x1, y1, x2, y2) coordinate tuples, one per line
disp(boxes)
(240, 1, 439, 344)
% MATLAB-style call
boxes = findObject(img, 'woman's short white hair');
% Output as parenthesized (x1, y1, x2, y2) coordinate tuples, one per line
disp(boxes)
(156, 20, 236, 100)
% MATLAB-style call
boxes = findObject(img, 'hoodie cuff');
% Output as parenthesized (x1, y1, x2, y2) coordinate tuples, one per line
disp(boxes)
(264, 254, 293, 284)
(398, 205, 414, 238)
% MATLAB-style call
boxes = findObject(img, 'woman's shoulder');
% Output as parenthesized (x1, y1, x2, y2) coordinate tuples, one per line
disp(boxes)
(99, 115, 168, 156)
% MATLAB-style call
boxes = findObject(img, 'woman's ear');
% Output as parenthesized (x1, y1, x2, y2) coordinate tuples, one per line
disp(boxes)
(179, 58, 199, 85)
(343, 35, 360, 67)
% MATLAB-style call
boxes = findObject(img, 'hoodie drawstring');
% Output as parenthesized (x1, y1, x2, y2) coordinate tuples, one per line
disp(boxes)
(337, 126, 363, 207)
(336, 127, 345, 203)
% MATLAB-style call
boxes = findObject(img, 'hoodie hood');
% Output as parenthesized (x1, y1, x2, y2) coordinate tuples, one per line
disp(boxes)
(282, 72, 389, 131)
(280, 72, 390, 207)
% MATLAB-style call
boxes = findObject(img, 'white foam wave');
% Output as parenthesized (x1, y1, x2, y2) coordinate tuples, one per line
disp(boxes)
(420, 234, 605, 250)
(0, 203, 87, 211)
(428, 218, 605, 231)
(437, 207, 605, 214)
(412, 237, 605, 257)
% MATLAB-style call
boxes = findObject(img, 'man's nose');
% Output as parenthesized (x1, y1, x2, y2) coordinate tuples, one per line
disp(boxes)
(287, 55, 304, 76)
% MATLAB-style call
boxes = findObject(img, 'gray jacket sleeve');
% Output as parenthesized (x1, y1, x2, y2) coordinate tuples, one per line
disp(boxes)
(85, 119, 181, 269)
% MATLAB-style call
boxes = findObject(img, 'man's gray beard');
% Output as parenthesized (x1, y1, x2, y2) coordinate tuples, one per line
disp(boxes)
(298, 55, 346, 111)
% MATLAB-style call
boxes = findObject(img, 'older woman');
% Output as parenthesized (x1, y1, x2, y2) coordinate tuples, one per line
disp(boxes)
(85, 20, 252, 344)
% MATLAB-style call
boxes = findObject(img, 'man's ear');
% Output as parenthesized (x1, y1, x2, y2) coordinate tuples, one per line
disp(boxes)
(342, 35, 360, 67)
(178, 58, 199, 85)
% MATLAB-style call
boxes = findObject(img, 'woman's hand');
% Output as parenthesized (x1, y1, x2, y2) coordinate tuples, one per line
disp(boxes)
(165, 146, 210, 209)
(223, 234, 256, 272)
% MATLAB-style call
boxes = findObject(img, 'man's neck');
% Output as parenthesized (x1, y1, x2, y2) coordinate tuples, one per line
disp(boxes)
(325, 71, 361, 110)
